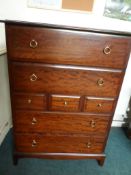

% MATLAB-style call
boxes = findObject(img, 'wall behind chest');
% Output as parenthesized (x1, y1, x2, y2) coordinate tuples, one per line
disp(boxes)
(0, 23, 11, 145)
(0, 53, 11, 145)
(0, 23, 6, 54)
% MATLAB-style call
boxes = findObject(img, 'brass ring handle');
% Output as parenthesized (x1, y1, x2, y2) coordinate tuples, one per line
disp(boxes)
(32, 117, 37, 125)
(97, 78, 104, 86)
(30, 74, 38, 82)
(30, 39, 38, 48)
(97, 103, 102, 108)
(103, 46, 111, 55)
(32, 140, 37, 147)
(64, 101, 68, 106)
(90, 120, 96, 128)
(28, 99, 32, 104)
(86, 142, 91, 148)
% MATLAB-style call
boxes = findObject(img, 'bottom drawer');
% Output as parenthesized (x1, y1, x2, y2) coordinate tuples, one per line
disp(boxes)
(14, 134, 105, 154)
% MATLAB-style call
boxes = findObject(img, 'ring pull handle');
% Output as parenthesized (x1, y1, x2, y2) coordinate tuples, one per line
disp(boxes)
(97, 78, 104, 87)
(64, 101, 68, 106)
(103, 46, 111, 55)
(32, 140, 37, 147)
(90, 120, 96, 128)
(28, 99, 32, 104)
(30, 74, 38, 82)
(86, 142, 91, 148)
(30, 39, 38, 48)
(32, 117, 37, 125)
(97, 103, 102, 108)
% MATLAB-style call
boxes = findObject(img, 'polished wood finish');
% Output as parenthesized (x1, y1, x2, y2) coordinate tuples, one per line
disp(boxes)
(13, 93, 46, 110)
(3, 20, 131, 36)
(49, 95, 80, 112)
(5, 21, 131, 166)
(13, 152, 106, 166)
(13, 111, 110, 135)
(6, 25, 130, 69)
(14, 134, 105, 154)
(11, 62, 123, 97)
(84, 97, 115, 113)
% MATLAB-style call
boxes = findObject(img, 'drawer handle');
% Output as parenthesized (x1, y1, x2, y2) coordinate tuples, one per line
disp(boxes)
(86, 142, 91, 148)
(90, 120, 96, 128)
(103, 46, 111, 55)
(97, 103, 102, 107)
(30, 39, 38, 48)
(28, 99, 32, 104)
(32, 117, 37, 125)
(30, 74, 38, 82)
(32, 140, 37, 147)
(64, 101, 68, 106)
(97, 78, 104, 86)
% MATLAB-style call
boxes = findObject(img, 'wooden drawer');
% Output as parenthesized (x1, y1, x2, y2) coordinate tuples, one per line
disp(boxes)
(49, 95, 80, 112)
(13, 93, 46, 110)
(11, 63, 123, 97)
(84, 97, 115, 113)
(14, 134, 105, 154)
(13, 111, 110, 135)
(6, 24, 130, 69)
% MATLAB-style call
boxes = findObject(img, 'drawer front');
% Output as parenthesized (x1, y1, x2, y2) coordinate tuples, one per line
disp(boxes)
(13, 93, 46, 110)
(13, 111, 110, 135)
(14, 134, 105, 154)
(6, 24, 130, 69)
(49, 95, 80, 112)
(11, 63, 123, 97)
(84, 97, 115, 113)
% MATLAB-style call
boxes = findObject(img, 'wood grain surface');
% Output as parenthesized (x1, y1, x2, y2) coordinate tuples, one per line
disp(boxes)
(14, 133, 105, 154)
(6, 25, 130, 69)
(11, 62, 123, 97)
(5, 22, 131, 166)
(84, 97, 116, 113)
(13, 93, 46, 110)
(13, 111, 111, 135)
(49, 95, 80, 112)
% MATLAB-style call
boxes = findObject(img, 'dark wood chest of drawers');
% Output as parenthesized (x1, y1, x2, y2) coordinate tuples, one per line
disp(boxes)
(5, 21, 131, 166)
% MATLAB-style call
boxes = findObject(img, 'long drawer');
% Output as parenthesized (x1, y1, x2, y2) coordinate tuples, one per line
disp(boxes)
(14, 134, 105, 154)
(11, 62, 123, 97)
(6, 24, 130, 69)
(13, 111, 111, 135)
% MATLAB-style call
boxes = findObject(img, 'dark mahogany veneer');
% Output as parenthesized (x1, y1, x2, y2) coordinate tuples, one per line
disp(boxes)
(4, 20, 131, 166)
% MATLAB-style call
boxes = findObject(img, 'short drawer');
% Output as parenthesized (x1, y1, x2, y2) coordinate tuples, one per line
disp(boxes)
(13, 93, 46, 110)
(49, 95, 80, 112)
(6, 24, 130, 69)
(84, 97, 115, 113)
(11, 63, 123, 97)
(14, 134, 105, 154)
(13, 111, 110, 135)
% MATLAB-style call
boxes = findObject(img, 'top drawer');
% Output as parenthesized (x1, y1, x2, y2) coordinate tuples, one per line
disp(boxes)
(6, 24, 131, 69)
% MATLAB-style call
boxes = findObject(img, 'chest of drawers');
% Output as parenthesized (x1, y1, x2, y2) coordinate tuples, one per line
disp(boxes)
(5, 21, 131, 166)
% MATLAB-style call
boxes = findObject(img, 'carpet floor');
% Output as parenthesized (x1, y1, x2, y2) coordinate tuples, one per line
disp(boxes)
(0, 127, 131, 175)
